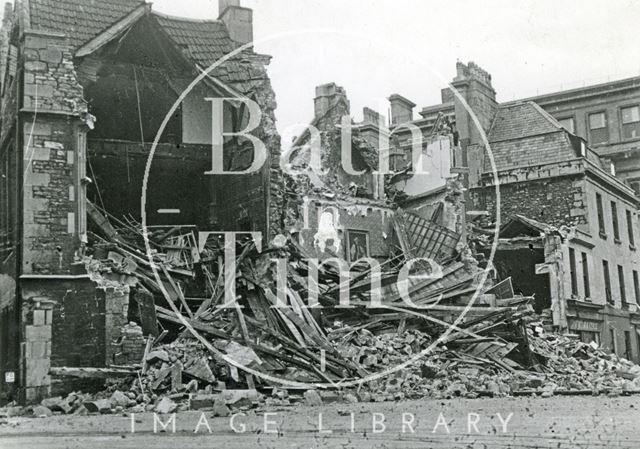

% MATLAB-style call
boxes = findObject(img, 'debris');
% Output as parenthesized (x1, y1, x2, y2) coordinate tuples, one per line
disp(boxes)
(83, 399, 112, 414)
(212, 399, 231, 417)
(221, 389, 260, 407)
(146, 350, 170, 363)
(189, 394, 218, 410)
(109, 390, 131, 408)
(304, 390, 323, 407)
(32, 405, 52, 418)
(155, 397, 177, 414)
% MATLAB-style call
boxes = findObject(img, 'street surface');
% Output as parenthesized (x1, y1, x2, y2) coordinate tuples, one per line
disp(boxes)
(1, 395, 639, 448)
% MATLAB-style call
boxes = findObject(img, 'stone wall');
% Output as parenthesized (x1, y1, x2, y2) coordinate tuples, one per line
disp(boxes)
(20, 278, 130, 400)
(472, 175, 588, 228)
(22, 31, 86, 115)
(21, 31, 88, 275)
(22, 117, 82, 275)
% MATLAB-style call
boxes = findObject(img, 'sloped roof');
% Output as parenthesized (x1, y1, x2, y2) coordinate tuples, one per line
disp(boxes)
(27, 0, 267, 94)
(29, 0, 145, 49)
(152, 14, 235, 69)
(484, 101, 603, 173)
(488, 101, 561, 143)
(151, 13, 263, 94)
(499, 214, 558, 238)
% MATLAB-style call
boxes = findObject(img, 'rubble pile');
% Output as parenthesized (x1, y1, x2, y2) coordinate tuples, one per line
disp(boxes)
(6, 201, 640, 418)
(524, 326, 640, 395)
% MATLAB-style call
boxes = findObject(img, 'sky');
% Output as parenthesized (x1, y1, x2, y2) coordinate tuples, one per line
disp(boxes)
(152, 0, 640, 138)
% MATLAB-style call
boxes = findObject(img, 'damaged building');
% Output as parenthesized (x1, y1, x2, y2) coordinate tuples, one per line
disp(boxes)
(0, 0, 282, 401)
(283, 81, 464, 268)
(389, 61, 640, 361)
(1, 0, 639, 410)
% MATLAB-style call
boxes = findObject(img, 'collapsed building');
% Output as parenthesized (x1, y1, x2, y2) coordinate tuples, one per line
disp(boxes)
(0, 0, 282, 401)
(0, 0, 639, 410)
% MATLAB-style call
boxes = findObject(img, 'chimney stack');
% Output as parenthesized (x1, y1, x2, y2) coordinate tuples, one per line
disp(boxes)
(314, 83, 349, 119)
(388, 94, 415, 125)
(218, 0, 253, 45)
(450, 61, 497, 147)
(362, 107, 385, 126)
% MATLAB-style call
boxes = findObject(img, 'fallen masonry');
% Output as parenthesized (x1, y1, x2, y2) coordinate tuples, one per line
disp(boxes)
(3, 202, 640, 417)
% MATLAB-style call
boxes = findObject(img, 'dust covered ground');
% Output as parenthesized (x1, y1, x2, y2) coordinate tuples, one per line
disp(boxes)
(1, 395, 639, 448)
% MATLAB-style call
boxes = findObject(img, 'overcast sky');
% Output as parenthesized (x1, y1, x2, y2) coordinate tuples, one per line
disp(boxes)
(154, 0, 640, 137)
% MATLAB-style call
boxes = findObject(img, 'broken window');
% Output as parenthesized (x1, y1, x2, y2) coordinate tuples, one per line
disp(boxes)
(582, 252, 591, 298)
(621, 105, 640, 140)
(588, 112, 608, 145)
(618, 265, 627, 308)
(634, 270, 640, 305)
(627, 210, 635, 247)
(603, 259, 612, 304)
(596, 193, 606, 236)
(580, 331, 600, 345)
(611, 201, 620, 241)
(569, 248, 578, 296)
(558, 117, 575, 134)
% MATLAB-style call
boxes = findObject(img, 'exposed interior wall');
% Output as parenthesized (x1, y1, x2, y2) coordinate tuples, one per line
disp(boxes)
(296, 199, 393, 261)
(87, 139, 212, 227)
(492, 247, 550, 312)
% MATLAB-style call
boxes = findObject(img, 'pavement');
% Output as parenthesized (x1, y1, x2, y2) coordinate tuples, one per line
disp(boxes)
(1, 395, 640, 448)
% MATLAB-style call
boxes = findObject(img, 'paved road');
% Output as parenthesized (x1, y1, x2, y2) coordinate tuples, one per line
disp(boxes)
(1, 395, 639, 448)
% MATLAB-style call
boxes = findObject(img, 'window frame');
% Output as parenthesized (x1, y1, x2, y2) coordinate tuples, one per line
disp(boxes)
(596, 193, 606, 237)
(557, 116, 576, 134)
(611, 201, 620, 242)
(582, 252, 591, 298)
(620, 104, 640, 141)
(588, 111, 609, 145)
(618, 265, 627, 308)
(634, 270, 640, 305)
(627, 210, 635, 248)
(610, 328, 617, 354)
(603, 259, 612, 304)
(569, 247, 578, 296)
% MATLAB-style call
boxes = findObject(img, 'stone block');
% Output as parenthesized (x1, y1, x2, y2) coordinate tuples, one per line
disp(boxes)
(24, 61, 47, 72)
(44, 141, 64, 150)
(41, 48, 63, 64)
(24, 146, 50, 161)
(24, 121, 51, 136)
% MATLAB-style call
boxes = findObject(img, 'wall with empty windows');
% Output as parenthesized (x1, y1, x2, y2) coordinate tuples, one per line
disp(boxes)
(565, 177, 640, 309)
